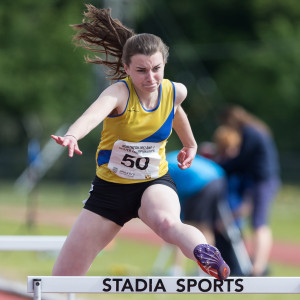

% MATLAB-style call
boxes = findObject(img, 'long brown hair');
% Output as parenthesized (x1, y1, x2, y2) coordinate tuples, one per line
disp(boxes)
(71, 5, 169, 81)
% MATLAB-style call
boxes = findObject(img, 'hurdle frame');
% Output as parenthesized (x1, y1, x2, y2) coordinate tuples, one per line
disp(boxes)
(0, 235, 66, 251)
(28, 276, 300, 299)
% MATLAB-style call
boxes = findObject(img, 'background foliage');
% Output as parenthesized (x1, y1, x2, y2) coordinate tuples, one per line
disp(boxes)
(0, 0, 92, 138)
(1, 0, 300, 181)
(135, 0, 300, 152)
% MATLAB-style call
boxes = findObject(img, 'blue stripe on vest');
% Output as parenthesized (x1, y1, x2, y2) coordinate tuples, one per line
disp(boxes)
(140, 108, 174, 142)
(97, 150, 112, 166)
(140, 80, 175, 143)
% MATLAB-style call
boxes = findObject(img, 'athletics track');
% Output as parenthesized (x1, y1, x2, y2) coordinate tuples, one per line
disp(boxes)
(0, 206, 299, 300)
(0, 205, 299, 267)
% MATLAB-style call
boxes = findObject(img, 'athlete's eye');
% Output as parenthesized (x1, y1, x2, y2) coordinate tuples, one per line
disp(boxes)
(153, 66, 160, 72)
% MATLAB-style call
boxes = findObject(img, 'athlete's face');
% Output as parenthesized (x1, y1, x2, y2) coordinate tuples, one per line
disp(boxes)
(124, 51, 165, 94)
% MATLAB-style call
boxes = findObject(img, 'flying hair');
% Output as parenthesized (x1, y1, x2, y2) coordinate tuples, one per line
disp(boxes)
(71, 4, 134, 81)
(71, 5, 169, 81)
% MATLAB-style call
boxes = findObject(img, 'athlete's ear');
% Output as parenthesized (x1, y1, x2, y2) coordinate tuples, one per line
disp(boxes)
(123, 63, 130, 75)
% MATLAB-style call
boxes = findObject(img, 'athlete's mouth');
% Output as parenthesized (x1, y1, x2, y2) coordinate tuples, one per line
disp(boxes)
(144, 83, 158, 88)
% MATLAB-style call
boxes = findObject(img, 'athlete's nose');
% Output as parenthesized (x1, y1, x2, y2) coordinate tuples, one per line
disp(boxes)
(146, 70, 154, 82)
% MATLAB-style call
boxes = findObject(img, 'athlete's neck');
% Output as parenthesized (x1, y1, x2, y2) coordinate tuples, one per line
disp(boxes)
(135, 88, 160, 110)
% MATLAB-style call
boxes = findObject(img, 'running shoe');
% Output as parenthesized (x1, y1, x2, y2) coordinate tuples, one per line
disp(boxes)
(193, 244, 230, 280)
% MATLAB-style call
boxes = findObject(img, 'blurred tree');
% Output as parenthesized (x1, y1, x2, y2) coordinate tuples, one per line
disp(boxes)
(1, 0, 300, 180)
(0, 0, 93, 148)
(135, 0, 300, 152)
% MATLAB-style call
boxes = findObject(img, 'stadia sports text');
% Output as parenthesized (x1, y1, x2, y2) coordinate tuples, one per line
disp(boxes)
(101, 277, 244, 293)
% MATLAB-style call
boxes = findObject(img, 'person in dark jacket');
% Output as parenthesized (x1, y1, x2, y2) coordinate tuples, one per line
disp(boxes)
(217, 105, 281, 276)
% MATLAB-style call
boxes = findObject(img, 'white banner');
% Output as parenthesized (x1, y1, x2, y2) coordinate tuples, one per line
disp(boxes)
(28, 276, 300, 294)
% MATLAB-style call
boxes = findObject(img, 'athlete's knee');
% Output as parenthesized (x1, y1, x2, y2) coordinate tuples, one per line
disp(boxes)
(156, 216, 179, 240)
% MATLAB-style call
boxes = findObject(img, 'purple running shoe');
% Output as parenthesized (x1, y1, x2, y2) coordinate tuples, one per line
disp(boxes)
(194, 244, 230, 280)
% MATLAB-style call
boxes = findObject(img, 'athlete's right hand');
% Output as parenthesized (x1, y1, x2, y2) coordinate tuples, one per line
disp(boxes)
(51, 135, 83, 157)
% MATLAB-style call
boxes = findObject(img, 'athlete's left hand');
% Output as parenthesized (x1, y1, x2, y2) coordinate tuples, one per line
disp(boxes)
(177, 146, 197, 169)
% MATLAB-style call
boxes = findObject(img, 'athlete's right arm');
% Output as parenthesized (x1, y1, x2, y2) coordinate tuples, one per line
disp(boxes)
(51, 82, 128, 157)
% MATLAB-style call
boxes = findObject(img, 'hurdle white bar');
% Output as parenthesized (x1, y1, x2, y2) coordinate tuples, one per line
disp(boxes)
(27, 276, 300, 299)
(0, 236, 66, 251)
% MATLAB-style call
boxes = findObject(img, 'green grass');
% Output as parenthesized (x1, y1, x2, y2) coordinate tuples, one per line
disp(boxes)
(0, 180, 300, 300)
(2, 179, 89, 208)
(270, 184, 300, 242)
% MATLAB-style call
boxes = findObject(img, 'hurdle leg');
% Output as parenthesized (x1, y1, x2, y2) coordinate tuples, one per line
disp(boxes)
(152, 243, 174, 274)
(68, 293, 76, 300)
(217, 200, 253, 275)
(33, 279, 41, 300)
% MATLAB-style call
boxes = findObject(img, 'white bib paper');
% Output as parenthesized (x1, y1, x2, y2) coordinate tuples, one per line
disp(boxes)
(108, 140, 162, 180)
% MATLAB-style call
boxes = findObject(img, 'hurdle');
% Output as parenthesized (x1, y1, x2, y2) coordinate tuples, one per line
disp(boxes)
(28, 276, 300, 299)
(0, 235, 66, 251)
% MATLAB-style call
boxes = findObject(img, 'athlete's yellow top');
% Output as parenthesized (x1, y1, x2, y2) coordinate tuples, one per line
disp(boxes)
(96, 76, 175, 184)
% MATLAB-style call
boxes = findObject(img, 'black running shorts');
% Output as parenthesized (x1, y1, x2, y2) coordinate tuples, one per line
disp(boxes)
(83, 172, 177, 226)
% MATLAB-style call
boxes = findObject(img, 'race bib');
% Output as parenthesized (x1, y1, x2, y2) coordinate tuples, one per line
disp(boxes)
(107, 140, 162, 180)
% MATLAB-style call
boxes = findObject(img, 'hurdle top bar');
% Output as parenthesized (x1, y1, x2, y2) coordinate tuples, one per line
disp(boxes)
(28, 276, 300, 295)
(0, 236, 66, 251)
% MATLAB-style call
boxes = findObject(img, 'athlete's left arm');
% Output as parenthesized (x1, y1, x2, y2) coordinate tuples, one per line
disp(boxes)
(172, 82, 197, 169)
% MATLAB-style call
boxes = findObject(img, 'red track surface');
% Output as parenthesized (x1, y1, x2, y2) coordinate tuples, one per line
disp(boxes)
(0, 291, 30, 300)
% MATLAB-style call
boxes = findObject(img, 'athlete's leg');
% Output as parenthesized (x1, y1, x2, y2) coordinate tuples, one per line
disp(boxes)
(190, 222, 216, 245)
(52, 209, 121, 275)
(167, 223, 215, 276)
(138, 184, 230, 280)
(138, 184, 207, 260)
(168, 179, 224, 276)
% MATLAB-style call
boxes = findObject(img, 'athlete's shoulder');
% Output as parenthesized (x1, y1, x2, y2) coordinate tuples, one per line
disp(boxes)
(172, 81, 187, 105)
(96, 80, 130, 116)
(100, 80, 129, 99)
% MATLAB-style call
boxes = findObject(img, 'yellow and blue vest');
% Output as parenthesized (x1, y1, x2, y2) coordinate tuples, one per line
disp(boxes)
(96, 76, 175, 184)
